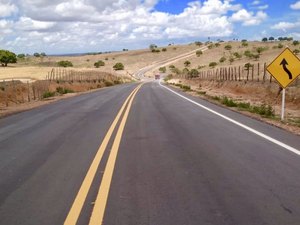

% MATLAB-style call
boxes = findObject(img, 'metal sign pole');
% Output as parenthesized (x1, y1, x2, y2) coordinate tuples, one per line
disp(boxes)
(281, 88, 286, 121)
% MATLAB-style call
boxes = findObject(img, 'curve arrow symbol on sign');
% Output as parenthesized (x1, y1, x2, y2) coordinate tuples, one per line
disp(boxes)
(280, 58, 292, 80)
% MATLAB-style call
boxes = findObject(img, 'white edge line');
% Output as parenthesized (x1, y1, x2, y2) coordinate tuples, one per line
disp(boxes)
(159, 81, 300, 156)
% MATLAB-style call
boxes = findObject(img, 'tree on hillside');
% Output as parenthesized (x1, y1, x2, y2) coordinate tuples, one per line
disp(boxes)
(184, 60, 191, 67)
(269, 37, 275, 41)
(113, 62, 124, 70)
(34, 52, 40, 57)
(262, 37, 268, 42)
(0, 50, 17, 67)
(149, 44, 157, 51)
(94, 60, 105, 68)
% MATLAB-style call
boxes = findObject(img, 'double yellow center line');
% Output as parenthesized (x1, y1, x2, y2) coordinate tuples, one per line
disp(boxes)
(64, 84, 143, 225)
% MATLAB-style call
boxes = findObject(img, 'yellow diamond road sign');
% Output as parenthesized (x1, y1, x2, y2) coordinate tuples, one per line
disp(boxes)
(267, 47, 300, 88)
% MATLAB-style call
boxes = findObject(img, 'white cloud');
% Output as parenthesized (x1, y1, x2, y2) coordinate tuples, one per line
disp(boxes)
(257, 4, 268, 10)
(290, 1, 300, 10)
(0, 1, 18, 17)
(230, 9, 267, 26)
(271, 21, 300, 32)
(16, 17, 56, 31)
(251, 0, 260, 5)
(0, 0, 267, 53)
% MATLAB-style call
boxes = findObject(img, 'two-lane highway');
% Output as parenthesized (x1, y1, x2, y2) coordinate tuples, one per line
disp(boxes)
(1, 81, 300, 225)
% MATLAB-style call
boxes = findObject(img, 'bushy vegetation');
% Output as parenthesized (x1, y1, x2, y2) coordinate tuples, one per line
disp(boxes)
(224, 45, 232, 50)
(209, 62, 217, 68)
(219, 56, 226, 63)
(159, 66, 166, 73)
(113, 62, 124, 70)
(57, 60, 73, 67)
(184, 60, 191, 67)
(162, 48, 167, 52)
(94, 60, 105, 68)
(56, 87, 74, 95)
(0, 50, 17, 67)
(196, 50, 203, 57)
(42, 91, 55, 99)
(195, 41, 203, 46)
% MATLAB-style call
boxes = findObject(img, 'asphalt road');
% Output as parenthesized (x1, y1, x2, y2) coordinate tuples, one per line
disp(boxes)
(0, 81, 300, 225)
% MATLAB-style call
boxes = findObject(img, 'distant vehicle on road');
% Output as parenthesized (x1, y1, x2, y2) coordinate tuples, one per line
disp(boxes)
(155, 74, 160, 80)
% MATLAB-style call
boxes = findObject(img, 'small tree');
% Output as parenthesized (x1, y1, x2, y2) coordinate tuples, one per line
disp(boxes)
(188, 69, 199, 78)
(162, 48, 167, 52)
(196, 50, 203, 57)
(209, 62, 217, 68)
(17, 53, 26, 59)
(219, 56, 226, 63)
(215, 43, 220, 47)
(256, 47, 265, 55)
(244, 50, 253, 58)
(149, 44, 157, 51)
(262, 37, 268, 42)
(57, 60, 73, 67)
(233, 52, 242, 59)
(33, 52, 40, 57)
(241, 42, 248, 47)
(278, 43, 284, 48)
(224, 45, 232, 50)
(195, 41, 203, 46)
(184, 60, 191, 67)
(94, 60, 105, 68)
(293, 49, 300, 55)
(41, 52, 47, 57)
(159, 67, 166, 73)
(253, 54, 260, 61)
(293, 40, 299, 46)
(0, 50, 17, 67)
(269, 37, 275, 41)
(229, 57, 234, 64)
(113, 62, 124, 70)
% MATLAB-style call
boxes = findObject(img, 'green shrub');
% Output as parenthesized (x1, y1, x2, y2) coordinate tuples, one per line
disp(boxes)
(181, 85, 191, 91)
(188, 69, 199, 78)
(224, 45, 232, 50)
(237, 102, 251, 109)
(278, 43, 284, 48)
(209, 62, 217, 68)
(184, 60, 191, 67)
(113, 62, 124, 70)
(57, 60, 73, 67)
(94, 60, 105, 68)
(219, 56, 226, 63)
(159, 67, 166, 73)
(233, 52, 242, 59)
(241, 42, 248, 47)
(196, 50, 203, 57)
(251, 104, 274, 117)
(215, 43, 220, 47)
(56, 87, 74, 94)
(293, 40, 299, 46)
(197, 91, 206, 95)
(208, 44, 214, 49)
(42, 91, 55, 99)
(293, 49, 300, 54)
(221, 97, 237, 107)
(162, 48, 167, 52)
(104, 80, 114, 86)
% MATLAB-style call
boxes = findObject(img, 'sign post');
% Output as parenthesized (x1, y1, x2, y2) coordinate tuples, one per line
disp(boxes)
(267, 47, 300, 121)
(281, 88, 285, 120)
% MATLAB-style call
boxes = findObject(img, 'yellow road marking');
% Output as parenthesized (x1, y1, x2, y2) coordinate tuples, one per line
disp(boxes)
(64, 84, 142, 225)
(88, 84, 142, 225)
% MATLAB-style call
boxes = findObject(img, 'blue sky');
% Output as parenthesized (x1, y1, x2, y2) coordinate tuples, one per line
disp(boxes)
(0, 0, 299, 54)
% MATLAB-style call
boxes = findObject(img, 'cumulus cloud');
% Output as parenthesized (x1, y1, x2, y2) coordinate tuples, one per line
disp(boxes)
(230, 9, 267, 26)
(0, 1, 18, 17)
(290, 1, 300, 10)
(271, 21, 300, 32)
(0, 0, 266, 53)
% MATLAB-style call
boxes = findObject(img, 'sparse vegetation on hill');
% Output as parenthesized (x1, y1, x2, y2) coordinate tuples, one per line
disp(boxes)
(57, 60, 73, 67)
(94, 60, 105, 68)
(113, 62, 124, 70)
